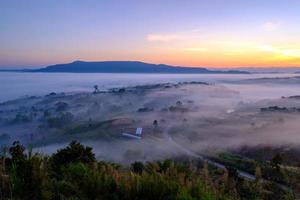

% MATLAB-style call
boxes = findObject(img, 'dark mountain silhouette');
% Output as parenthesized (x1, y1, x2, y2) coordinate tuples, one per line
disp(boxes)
(32, 61, 249, 74)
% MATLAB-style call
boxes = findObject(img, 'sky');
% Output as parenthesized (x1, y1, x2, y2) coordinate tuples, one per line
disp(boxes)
(0, 0, 300, 68)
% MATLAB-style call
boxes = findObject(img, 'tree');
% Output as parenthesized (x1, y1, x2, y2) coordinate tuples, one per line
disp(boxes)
(271, 153, 282, 170)
(131, 161, 145, 174)
(1, 146, 8, 172)
(9, 141, 26, 163)
(93, 85, 99, 94)
(255, 165, 262, 181)
(7, 142, 50, 200)
(268, 153, 287, 184)
(50, 141, 96, 177)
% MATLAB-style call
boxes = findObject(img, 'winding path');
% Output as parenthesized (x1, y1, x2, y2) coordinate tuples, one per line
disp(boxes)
(166, 135, 256, 180)
(166, 133, 292, 192)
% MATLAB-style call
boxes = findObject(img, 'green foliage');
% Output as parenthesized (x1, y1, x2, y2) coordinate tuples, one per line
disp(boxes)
(131, 161, 145, 174)
(50, 140, 96, 177)
(7, 142, 51, 200)
(0, 141, 296, 200)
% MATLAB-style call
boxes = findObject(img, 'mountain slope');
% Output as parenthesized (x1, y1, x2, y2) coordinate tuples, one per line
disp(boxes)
(34, 61, 249, 74)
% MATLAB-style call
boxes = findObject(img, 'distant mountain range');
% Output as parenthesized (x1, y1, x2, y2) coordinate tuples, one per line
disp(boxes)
(1, 61, 250, 74)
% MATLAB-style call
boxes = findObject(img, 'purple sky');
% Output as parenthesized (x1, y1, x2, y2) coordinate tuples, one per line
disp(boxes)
(1, 0, 300, 68)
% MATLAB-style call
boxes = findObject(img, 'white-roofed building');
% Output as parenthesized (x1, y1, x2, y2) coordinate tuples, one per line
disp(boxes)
(122, 127, 143, 139)
(136, 128, 143, 136)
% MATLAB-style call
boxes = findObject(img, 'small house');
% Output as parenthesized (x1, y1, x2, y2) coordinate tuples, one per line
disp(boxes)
(122, 128, 143, 139)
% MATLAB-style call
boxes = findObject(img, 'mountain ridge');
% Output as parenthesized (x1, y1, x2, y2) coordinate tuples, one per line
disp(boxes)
(33, 60, 249, 74)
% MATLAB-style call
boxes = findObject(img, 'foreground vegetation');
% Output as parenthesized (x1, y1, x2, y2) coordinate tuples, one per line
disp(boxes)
(0, 141, 296, 200)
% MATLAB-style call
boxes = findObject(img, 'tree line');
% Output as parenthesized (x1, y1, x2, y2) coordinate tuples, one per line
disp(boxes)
(0, 141, 295, 200)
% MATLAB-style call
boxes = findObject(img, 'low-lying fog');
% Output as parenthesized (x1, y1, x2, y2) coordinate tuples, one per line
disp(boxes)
(0, 72, 299, 102)
(1, 72, 300, 163)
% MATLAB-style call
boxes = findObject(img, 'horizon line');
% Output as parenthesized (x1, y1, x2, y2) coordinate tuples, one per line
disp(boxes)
(1, 60, 300, 70)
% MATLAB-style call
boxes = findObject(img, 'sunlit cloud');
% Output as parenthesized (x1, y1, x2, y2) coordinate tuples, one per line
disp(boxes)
(223, 50, 247, 56)
(146, 34, 185, 42)
(182, 47, 207, 52)
(146, 29, 205, 42)
(144, 30, 300, 67)
(262, 21, 280, 31)
(259, 45, 300, 58)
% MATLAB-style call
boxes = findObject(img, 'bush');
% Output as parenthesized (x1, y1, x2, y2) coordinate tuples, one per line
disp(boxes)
(0, 141, 295, 200)
(50, 140, 96, 177)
